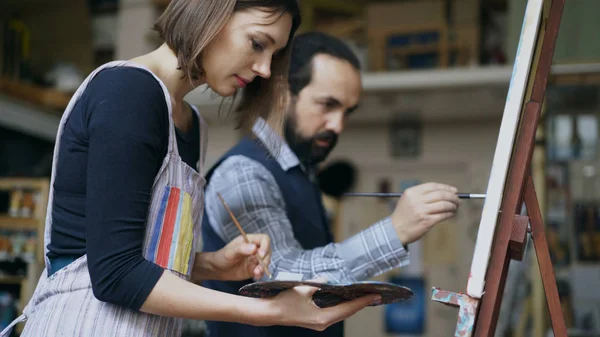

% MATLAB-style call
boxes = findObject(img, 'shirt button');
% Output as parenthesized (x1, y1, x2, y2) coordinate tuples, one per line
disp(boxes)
(389, 258, 398, 265)
(366, 268, 374, 277)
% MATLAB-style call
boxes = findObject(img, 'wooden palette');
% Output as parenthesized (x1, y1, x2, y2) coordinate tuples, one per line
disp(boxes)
(238, 280, 413, 308)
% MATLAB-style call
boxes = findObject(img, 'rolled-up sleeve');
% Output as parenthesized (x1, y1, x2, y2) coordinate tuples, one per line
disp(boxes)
(204, 155, 410, 284)
(337, 217, 410, 280)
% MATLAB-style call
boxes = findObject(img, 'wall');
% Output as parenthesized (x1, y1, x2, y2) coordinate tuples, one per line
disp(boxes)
(203, 122, 242, 170)
(332, 120, 498, 166)
(115, 0, 157, 60)
(329, 119, 500, 214)
(326, 119, 501, 337)
(508, 0, 600, 65)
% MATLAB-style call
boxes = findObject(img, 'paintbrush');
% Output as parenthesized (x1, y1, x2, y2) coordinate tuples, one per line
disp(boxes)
(343, 192, 486, 199)
(216, 192, 273, 280)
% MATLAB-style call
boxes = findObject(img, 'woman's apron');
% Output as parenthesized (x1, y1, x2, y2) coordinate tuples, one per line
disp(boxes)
(0, 61, 208, 337)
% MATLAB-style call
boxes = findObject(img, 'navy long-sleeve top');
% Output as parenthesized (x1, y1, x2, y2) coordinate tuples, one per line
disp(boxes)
(47, 66, 200, 310)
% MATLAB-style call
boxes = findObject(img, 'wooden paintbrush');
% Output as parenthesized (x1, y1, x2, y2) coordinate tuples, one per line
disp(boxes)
(216, 192, 273, 280)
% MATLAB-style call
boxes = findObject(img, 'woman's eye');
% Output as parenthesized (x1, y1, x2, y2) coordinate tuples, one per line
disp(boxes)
(251, 39, 264, 52)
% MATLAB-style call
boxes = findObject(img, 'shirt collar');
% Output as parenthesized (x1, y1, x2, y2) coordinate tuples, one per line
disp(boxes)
(252, 118, 301, 172)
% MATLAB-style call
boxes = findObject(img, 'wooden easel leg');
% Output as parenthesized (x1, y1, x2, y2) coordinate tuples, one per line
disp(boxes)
(431, 215, 529, 337)
(523, 175, 568, 336)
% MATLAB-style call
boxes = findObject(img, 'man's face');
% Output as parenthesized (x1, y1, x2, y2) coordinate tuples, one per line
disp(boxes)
(285, 53, 362, 166)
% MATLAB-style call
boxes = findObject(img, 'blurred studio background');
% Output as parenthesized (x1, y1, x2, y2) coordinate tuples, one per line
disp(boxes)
(1, 0, 600, 336)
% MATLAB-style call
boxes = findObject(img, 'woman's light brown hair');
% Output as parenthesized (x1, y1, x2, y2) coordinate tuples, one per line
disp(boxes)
(154, 0, 301, 150)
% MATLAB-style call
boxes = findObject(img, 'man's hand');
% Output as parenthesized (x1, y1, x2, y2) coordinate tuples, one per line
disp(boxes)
(194, 234, 272, 282)
(391, 182, 461, 245)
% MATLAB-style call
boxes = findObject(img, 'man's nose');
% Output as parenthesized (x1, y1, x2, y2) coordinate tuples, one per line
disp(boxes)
(326, 112, 344, 134)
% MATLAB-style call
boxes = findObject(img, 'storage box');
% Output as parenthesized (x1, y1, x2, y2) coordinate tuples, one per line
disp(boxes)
(451, 0, 480, 25)
(366, 0, 481, 70)
(366, 0, 446, 30)
(453, 24, 480, 65)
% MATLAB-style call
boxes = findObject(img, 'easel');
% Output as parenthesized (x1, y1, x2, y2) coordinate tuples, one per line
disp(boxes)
(430, 0, 568, 336)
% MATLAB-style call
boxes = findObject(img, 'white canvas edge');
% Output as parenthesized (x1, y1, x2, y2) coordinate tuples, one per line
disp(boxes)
(466, 0, 544, 299)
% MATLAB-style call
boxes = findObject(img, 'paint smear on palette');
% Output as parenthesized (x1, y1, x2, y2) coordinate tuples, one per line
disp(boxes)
(239, 280, 413, 308)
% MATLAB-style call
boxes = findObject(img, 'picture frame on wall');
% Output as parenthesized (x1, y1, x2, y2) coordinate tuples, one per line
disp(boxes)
(384, 275, 426, 335)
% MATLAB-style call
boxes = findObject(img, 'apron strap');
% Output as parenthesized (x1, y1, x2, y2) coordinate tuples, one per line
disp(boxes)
(0, 313, 26, 337)
(191, 104, 209, 176)
(42, 60, 134, 271)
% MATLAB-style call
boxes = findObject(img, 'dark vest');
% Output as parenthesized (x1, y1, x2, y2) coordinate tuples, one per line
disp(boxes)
(201, 136, 343, 337)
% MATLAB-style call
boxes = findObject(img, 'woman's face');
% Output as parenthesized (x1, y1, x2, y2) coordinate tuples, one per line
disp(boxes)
(201, 8, 292, 97)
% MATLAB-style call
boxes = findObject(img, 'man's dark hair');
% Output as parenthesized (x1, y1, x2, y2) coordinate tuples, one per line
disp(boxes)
(288, 31, 361, 96)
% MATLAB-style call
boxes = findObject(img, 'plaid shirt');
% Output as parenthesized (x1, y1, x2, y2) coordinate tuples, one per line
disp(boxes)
(204, 118, 410, 283)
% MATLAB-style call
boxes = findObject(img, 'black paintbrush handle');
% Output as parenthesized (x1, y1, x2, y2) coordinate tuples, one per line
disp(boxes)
(342, 192, 486, 199)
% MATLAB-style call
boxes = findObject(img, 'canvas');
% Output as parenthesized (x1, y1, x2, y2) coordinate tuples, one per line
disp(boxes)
(466, 0, 544, 299)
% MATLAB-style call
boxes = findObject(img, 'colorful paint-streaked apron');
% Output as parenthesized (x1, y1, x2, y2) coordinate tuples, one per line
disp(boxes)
(0, 61, 208, 337)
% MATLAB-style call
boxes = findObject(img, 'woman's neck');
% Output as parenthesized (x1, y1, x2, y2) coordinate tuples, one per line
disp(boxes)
(131, 43, 205, 102)
(131, 43, 205, 133)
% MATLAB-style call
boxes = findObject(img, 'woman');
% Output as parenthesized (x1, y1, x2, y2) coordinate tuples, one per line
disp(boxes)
(0, 1, 379, 336)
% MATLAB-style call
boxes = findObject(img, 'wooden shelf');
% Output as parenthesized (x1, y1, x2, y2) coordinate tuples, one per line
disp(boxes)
(0, 275, 26, 285)
(0, 178, 49, 190)
(0, 178, 48, 268)
(0, 216, 39, 230)
(0, 77, 71, 112)
(0, 0, 77, 13)
(0, 93, 60, 142)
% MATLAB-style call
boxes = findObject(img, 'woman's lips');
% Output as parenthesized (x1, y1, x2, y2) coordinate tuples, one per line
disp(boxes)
(235, 75, 249, 88)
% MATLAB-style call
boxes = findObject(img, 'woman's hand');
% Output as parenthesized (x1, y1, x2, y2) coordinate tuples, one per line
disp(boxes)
(265, 283, 380, 331)
(141, 270, 378, 330)
(193, 234, 272, 282)
(214, 234, 272, 281)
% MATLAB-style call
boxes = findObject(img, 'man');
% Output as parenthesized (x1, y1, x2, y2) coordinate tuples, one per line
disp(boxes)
(201, 32, 461, 337)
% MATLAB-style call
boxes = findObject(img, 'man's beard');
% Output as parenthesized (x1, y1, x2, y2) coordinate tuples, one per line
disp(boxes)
(284, 113, 338, 167)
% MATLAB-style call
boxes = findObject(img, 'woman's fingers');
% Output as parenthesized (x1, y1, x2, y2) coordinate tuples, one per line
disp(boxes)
(314, 295, 381, 331)
(246, 234, 271, 259)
